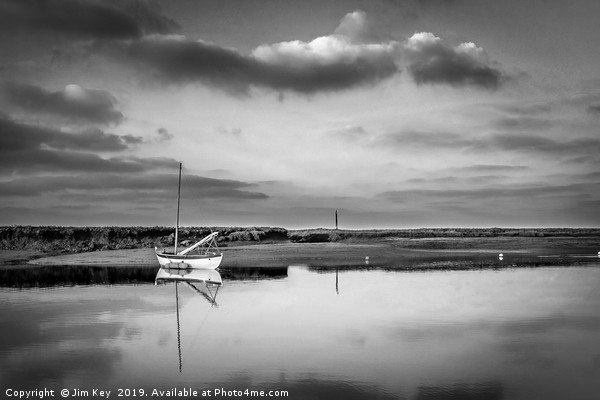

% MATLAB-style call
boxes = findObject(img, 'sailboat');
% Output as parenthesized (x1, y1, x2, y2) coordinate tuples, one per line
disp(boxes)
(155, 163, 223, 269)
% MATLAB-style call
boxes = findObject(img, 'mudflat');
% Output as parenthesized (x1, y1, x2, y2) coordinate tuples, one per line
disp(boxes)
(3, 236, 598, 269)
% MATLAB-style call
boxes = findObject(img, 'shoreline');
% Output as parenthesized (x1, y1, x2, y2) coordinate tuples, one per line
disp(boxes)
(2, 236, 598, 269)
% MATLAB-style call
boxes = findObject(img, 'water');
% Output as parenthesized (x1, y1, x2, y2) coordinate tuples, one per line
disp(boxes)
(1, 264, 600, 399)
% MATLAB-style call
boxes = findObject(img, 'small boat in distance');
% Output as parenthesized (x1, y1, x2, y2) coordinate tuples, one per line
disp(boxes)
(155, 163, 223, 269)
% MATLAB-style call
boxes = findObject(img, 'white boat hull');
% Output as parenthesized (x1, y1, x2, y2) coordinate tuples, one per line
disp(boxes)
(155, 251, 223, 269)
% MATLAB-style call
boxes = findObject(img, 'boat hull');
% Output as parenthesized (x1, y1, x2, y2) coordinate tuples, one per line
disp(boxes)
(155, 251, 223, 269)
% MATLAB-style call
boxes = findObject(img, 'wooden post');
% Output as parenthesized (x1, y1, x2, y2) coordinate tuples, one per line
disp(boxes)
(335, 209, 338, 230)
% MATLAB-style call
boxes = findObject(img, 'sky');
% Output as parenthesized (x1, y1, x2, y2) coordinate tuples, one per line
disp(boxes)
(1, 0, 599, 229)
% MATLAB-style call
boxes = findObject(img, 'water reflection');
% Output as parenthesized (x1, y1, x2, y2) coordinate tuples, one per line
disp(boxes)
(0, 265, 157, 288)
(219, 266, 288, 281)
(156, 266, 223, 306)
(1, 265, 599, 399)
(0, 265, 287, 288)
(155, 267, 224, 372)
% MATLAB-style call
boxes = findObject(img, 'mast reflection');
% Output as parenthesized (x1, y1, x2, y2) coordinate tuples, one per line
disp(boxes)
(155, 265, 223, 372)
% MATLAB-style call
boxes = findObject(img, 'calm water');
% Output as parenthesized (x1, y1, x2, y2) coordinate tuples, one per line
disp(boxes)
(1, 264, 600, 400)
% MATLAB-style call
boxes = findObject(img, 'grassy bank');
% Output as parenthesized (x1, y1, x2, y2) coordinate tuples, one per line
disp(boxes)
(0, 226, 288, 253)
(1, 226, 599, 255)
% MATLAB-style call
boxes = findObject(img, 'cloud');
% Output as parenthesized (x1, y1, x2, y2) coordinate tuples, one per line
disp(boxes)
(216, 126, 242, 136)
(493, 115, 552, 131)
(1, 82, 124, 124)
(333, 10, 379, 43)
(379, 182, 600, 204)
(2, 173, 268, 201)
(156, 127, 174, 141)
(417, 0, 462, 7)
(488, 134, 600, 155)
(588, 103, 600, 115)
(405, 32, 503, 89)
(79, 10, 509, 94)
(0, 146, 174, 175)
(449, 164, 530, 173)
(0, 117, 163, 174)
(114, 30, 400, 94)
(0, 117, 135, 153)
(375, 129, 600, 157)
(334, 125, 369, 141)
(101, 11, 401, 94)
(0, 117, 268, 201)
(0, 0, 178, 40)
(375, 130, 475, 149)
(252, 35, 399, 92)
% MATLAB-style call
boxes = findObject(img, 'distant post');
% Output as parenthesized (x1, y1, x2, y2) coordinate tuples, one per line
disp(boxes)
(335, 209, 338, 230)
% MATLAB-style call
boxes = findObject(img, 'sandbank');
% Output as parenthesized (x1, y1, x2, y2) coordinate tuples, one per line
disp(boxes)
(2, 236, 598, 270)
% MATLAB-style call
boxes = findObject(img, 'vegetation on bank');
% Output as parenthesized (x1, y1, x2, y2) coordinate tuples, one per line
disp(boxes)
(287, 227, 600, 242)
(0, 226, 599, 253)
(0, 226, 287, 253)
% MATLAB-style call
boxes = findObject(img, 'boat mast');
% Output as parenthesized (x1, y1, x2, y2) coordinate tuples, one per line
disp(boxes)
(174, 163, 182, 254)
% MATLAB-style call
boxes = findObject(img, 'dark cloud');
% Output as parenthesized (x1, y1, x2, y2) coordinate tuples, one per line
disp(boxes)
(121, 134, 144, 145)
(1, 81, 124, 124)
(489, 134, 560, 151)
(0, 117, 164, 174)
(379, 182, 599, 203)
(0, 0, 178, 40)
(113, 34, 400, 94)
(405, 32, 503, 89)
(493, 115, 552, 130)
(489, 134, 600, 155)
(588, 103, 600, 115)
(419, 0, 459, 3)
(498, 102, 554, 117)
(0, 116, 267, 202)
(450, 164, 530, 173)
(216, 126, 242, 136)
(2, 173, 268, 201)
(156, 127, 174, 141)
(0, 150, 175, 175)
(375, 129, 600, 157)
(376, 180, 600, 225)
(0, 117, 135, 153)
(375, 130, 475, 149)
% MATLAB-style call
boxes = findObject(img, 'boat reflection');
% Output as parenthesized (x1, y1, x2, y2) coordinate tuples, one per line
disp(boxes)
(155, 265, 222, 306)
(155, 266, 223, 373)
